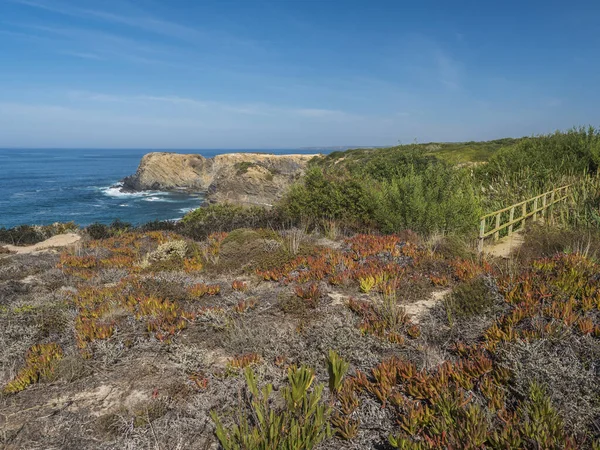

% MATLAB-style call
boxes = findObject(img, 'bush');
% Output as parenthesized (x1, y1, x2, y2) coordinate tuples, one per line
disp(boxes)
(138, 220, 180, 232)
(500, 337, 600, 438)
(145, 240, 188, 263)
(182, 204, 290, 240)
(370, 164, 480, 236)
(85, 220, 132, 240)
(214, 228, 310, 273)
(282, 164, 480, 237)
(427, 234, 474, 260)
(281, 167, 375, 227)
(85, 223, 110, 240)
(234, 161, 257, 175)
(447, 277, 495, 319)
(483, 127, 600, 186)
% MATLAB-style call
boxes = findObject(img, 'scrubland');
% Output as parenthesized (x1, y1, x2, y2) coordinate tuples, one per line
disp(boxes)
(2, 127, 600, 449)
(0, 222, 599, 449)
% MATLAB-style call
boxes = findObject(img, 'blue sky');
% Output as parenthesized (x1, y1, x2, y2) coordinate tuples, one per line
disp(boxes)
(0, 0, 599, 148)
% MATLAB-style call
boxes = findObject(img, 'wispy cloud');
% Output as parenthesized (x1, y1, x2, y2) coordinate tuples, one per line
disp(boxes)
(435, 49, 462, 90)
(294, 108, 351, 119)
(4, 22, 193, 67)
(10, 0, 262, 50)
(59, 50, 104, 60)
(67, 90, 357, 120)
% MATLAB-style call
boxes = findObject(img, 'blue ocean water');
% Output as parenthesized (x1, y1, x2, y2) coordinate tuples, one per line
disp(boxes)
(0, 148, 313, 228)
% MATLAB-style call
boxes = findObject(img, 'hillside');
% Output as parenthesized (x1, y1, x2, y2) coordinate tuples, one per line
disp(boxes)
(313, 137, 524, 172)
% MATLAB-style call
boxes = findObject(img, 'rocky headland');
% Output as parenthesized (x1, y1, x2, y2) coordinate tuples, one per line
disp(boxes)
(122, 152, 318, 206)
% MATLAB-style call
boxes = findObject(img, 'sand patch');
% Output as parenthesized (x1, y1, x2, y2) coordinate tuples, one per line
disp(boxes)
(403, 288, 451, 323)
(3, 233, 81, 254)
(484, 232, 525, 259)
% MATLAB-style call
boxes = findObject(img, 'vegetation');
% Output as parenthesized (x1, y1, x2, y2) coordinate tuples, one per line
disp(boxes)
(182, 203, 291, 239)
(3, 127, 600, 448)
(1, 220, 600, 448)
(326, 350, 349, 394)
(446, 276, 495, 319)
(234, 161, 257, 175)
(278, 127, 600, 238)
(211, 366, 331, 450)
(0, 222, 78, 245)
(476, 127, 600, 219)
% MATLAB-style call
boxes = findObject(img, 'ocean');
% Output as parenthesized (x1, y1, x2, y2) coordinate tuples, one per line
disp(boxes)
(0, 148, 314, 228)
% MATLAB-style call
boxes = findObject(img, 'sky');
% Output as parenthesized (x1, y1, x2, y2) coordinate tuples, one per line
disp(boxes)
(0, 0, 599, 149)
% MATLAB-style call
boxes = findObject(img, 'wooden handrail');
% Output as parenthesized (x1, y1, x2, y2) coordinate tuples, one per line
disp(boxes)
(479, 185, 570, 219)
(478, 185, 571, 252)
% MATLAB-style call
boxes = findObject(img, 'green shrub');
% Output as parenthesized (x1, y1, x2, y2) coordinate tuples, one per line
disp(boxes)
(447, 277, 494, 319)
(281, 167, 375, 226)
(369, 164, 480, 236)
(84, 220, 132, 240)
(139, 220, 179, 232)
(482, 127, 600, 186)
(211, 366, 331, 450)
(86, 223, 110, 240)
(108, 219, 132, 234)
(283, 160, 480, 237)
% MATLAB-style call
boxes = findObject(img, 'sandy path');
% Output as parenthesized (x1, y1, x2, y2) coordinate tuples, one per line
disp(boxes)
(484, 232, 525, 259)
(2, 233, 81, 254)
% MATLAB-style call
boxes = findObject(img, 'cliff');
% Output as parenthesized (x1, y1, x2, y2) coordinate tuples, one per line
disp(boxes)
(122, 152, 318, 206)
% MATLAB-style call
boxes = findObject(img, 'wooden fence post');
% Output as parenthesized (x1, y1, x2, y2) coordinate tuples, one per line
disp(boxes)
(479, 217, 485, 253)
(522, 202, 527, 230)
(508, 206, 515, 235)
(542, 193, 547, 221)
(494, 213, 501, 241)
(550, 190, 556, 225)
(533, 197, 538, 222)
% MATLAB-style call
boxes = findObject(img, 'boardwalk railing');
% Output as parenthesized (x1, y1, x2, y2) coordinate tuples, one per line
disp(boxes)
(478, 185, 571, 252)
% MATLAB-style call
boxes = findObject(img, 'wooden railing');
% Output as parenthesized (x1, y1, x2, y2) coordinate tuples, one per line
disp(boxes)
(478, 185, 571, 252)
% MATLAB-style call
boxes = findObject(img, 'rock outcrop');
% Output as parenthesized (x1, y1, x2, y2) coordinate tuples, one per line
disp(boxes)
(122, 152, 318, 206)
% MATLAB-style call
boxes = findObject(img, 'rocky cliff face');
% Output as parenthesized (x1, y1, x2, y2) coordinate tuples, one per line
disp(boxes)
(122, 152, 318, 206)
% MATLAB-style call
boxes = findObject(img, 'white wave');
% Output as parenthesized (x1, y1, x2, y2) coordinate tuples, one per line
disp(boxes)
(178, 207, 195, 213)
(119, 203, 129, 207)
(100, 183, 169, 199)
(101, 186, 146, 198)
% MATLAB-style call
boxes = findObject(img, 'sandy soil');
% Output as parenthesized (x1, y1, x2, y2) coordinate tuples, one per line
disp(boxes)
(403, 288, 452, 323)
(484, 232, 525, 259)
(3, 233, 81, 254)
